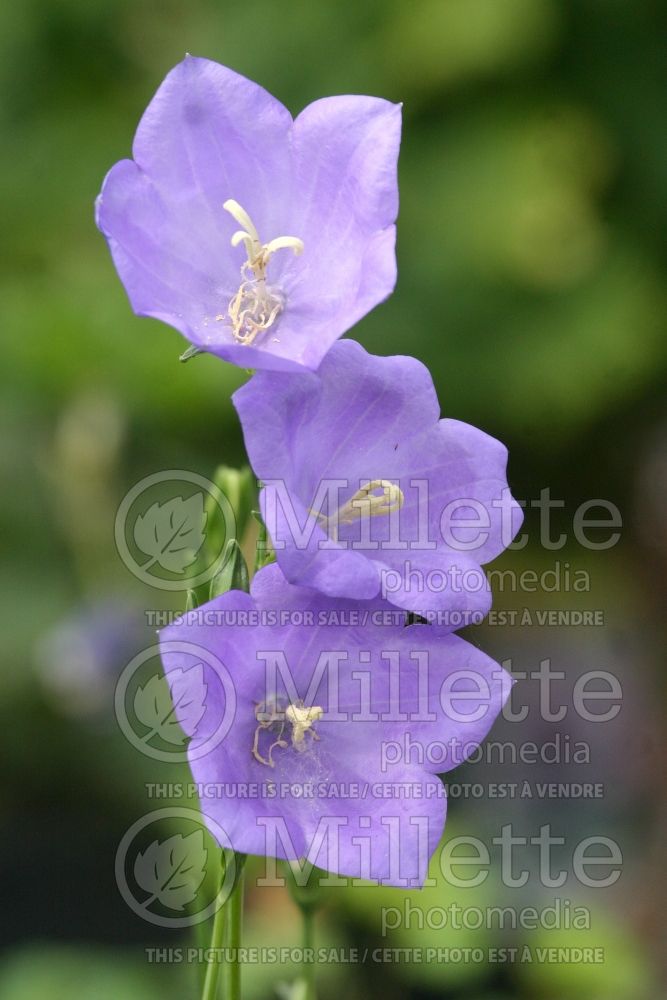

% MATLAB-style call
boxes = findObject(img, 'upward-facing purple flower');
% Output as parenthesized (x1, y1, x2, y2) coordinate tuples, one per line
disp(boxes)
(234, 339, 524, 619)
(158, 564, 511, 886)
(95, 56, 400, 372)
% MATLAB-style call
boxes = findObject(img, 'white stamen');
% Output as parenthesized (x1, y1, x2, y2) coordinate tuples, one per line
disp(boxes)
(338, 479, 404, 524)
(315, 479, 405, 541)
(220, 199, 303, 346)
(285, 703, 324, 750)
(252, 699, 323, 768)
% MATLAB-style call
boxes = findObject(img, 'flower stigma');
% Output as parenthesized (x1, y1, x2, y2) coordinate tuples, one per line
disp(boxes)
(316, 479, 405, 542)
(252, 698, 323, 768)
(219, 199, 304, 345)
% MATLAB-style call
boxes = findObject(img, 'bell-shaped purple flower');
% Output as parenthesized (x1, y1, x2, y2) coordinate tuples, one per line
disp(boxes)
(158, 565, 511, 887)
(95, 56, 400, 372)
(234, 339, 523, 619)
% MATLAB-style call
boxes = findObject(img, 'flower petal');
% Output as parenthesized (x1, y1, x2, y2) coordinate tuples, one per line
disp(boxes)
(158, 569, 509, 880)
(304, 757, 446, 888)
(96, 159, 220, 340)
(235, 340, 522, 612)
(291, 95, 401, 237)
(97, 61, 401, 369)
(234, 339, 440, 498)
(278, 98, 401, 366)
(96, 56, 295, 355)
(259, 489, 382, 600)
(132, 56, 293, 250)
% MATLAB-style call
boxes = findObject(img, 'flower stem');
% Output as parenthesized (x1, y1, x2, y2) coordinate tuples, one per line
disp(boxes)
(301, 904, 316, 1000)
(285, 862, 321, 1000)
(223, 853, 247, 1000)
(201, 852, 228, 1000)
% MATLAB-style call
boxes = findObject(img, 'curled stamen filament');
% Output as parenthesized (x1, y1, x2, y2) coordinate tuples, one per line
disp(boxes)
(252, 699, 323, 768)
(252, 700, 287, 768)
(219, 199, 304, 345)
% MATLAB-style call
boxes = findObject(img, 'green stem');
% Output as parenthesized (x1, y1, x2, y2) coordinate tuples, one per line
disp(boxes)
(201, 853, 228, 1000)
(285, 861, 321, 1000)
(223, 854, 247, 1000)
(301, 905, 316, 1000)
(253, 510, 275, 573)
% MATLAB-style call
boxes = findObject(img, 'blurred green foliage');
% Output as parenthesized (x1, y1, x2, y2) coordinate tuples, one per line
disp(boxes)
(0, 1, 664, 998)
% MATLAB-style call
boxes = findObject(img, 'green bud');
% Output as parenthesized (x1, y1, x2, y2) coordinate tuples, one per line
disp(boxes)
(209, 539, 250, 599)
(179, 344, 204, 362)
(208, 465, 256, 551)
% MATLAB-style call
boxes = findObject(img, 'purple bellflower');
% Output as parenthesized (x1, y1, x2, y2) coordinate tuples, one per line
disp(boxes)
(158, 565, 511, 886)
(234, 339, 523, 620)
(95, 56, 400, 372)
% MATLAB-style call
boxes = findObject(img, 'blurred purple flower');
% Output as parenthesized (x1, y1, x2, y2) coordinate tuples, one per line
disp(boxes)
(35, 601, 146, 717)
(96, 56, 400, 372)
(234, 339, 523, 618)
(159, 565, 511, 887)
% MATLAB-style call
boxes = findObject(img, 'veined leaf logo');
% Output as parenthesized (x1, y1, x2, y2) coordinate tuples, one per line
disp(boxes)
(134, 665, 207, 746)
(133, 494, 207, 574)
(133, 831, 208, 910)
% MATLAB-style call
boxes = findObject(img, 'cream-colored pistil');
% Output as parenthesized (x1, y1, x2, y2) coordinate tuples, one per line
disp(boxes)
(318, 479, 405, 541)
(218, 199, 303, 345)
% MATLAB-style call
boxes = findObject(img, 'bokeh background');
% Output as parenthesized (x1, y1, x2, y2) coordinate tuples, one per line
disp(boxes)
(1, 0, 665, 997)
